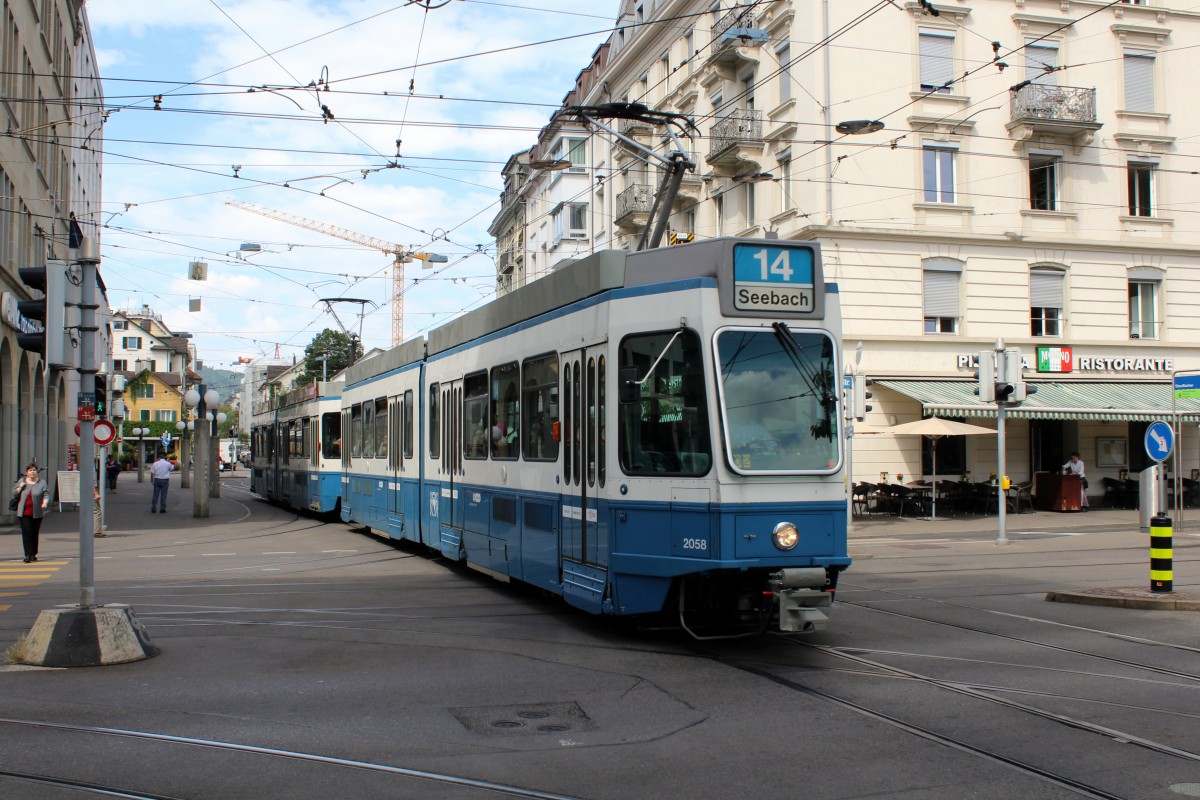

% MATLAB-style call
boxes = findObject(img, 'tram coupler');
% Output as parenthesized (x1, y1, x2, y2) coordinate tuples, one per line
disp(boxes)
(769, 568, 833, 633)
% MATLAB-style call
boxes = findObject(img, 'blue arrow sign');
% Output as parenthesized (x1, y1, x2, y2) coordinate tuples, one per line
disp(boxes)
(1145, 420, 1174, 463)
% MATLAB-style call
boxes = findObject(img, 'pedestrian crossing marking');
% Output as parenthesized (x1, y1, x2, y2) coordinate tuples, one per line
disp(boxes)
(0, 574, 53, 580)
(0, 592, 28, 599)
(0, 605, 9, 612)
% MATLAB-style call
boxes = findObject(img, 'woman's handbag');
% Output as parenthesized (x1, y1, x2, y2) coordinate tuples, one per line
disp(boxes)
(8, 494, 19, 511)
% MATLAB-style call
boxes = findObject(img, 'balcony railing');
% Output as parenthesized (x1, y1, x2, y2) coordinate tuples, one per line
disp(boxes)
(713, 6, 757, 40)
(710, 109, 763, 155)
(616, 184, 654, 225)
(1010, 84, 1097, 125)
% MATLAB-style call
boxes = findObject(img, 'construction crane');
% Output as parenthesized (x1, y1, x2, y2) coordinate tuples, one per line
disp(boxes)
(226, 199, 448, 346)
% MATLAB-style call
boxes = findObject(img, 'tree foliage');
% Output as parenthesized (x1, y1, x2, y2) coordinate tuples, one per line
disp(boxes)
(300, 329, 362, 385)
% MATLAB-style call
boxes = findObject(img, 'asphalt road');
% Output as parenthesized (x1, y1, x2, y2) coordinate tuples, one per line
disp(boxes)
(1, 474, 1197, 799)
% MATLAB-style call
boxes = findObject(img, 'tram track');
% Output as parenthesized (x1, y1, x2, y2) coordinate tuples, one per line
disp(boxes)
(0, 717, 591, 800)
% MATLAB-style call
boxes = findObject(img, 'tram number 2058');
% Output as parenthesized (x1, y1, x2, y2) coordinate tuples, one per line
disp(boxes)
(681, 537, 709, 552)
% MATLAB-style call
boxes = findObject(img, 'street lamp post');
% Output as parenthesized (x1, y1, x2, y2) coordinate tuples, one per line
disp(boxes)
(210, 410, 227, 498)
(130, 427, 148, 483)
(185, 386, 220, 517)
(175, 421, 191, 489)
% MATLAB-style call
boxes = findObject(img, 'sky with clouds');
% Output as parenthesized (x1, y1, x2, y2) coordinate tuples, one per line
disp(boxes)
(86, 0, 613, 369)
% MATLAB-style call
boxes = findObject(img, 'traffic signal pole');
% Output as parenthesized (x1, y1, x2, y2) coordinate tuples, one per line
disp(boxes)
(78, 238, 100, 607)
(16, 235, 159, 667)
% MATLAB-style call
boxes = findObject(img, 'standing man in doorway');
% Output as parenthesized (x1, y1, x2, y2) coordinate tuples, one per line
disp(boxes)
(1062, 451, 1088, 511)
(149, 450, 174, 513)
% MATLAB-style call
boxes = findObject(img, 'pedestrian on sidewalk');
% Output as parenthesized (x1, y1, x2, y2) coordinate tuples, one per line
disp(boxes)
(12, 463, 49, 562)
(93, 484, 106, 536)
(105, 455, 121, 493)
(149, 450, 174, 513)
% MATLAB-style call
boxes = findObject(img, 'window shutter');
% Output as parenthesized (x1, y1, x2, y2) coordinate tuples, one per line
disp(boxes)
(1124, 52, 1155, 112)
(1025, 42, 1058, 83)
(1030, 270, 1063, 308)
(923, 270, 960, 317)
(919, 31, 954, 89)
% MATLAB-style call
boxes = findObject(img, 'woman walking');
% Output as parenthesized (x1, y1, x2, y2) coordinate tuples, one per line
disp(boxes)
(12, 463, 50, 562)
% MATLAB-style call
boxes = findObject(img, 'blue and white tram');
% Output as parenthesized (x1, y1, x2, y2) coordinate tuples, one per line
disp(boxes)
(341, 237, 850, 636)
(250, 382, 343, 514)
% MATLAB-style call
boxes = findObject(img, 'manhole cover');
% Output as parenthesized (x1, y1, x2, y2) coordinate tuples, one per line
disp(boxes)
(452, 701, 595, 736)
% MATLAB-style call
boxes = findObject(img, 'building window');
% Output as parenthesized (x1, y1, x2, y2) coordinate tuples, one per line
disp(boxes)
(1123, 50, 1155, 112)
(1127, 161, 1155, 217)
(553, 202, 588, 241)
(778, 150, 792, 211)
(112, 320, 128, 330)
(1128, 275, 1160, 340)
(134, 383, 155, 400)
(154, 410, 177, 422)
(683, 29, 694, 73)
(775, 43, 791, 103)
(922, 144, 955, 203)
(1029, 154, 1060, 211)
(122, 336, 143, 350)
(1030, 268, 1065, 338)
(918, 29, 954, 93)
(113, 359, 128, 371)
(745, 182, 755, 225)
(923, 260, 961, 334)
(140, 410, 150, 421)
(1025, 40, 1058, 84)
(715, 194, 725, 236)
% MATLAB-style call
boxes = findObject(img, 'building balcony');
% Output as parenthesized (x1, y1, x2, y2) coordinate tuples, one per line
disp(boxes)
(618, 117, 654, 137)
(706, 110, 766, 176)
(707, 7, 767, 74)
(615, 184, 654, 230)
(1007, 84, 1102, 148)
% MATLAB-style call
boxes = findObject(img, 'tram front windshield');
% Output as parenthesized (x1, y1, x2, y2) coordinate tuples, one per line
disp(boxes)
(717, 327, 839, 473)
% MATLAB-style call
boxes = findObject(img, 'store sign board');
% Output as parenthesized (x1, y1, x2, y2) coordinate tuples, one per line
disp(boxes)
(1036, 346, 1073, 373)
(1174, 374, 1200, 400)
(958, 352, 1173, 373)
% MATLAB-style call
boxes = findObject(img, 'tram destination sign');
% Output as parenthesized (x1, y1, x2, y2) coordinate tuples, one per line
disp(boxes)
(732, 244, 815, 314)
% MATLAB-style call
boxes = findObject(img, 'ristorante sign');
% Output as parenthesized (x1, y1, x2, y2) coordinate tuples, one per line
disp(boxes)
(957, 350, 1173, 374)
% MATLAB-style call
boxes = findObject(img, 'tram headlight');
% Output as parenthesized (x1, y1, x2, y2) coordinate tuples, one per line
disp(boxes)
(772, 522, 799, 551)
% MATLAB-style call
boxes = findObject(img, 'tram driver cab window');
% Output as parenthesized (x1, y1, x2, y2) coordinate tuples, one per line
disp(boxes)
(618, 329, 711, 476)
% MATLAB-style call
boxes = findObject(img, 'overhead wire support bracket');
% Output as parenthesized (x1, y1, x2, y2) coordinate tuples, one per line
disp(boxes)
(560, 102, 698, 251)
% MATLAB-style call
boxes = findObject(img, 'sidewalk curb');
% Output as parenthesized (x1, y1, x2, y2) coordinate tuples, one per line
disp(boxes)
(1045, 587, 1200, 611)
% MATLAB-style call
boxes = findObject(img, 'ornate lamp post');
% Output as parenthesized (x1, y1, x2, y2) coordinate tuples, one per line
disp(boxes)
(184, 386, 219, 517)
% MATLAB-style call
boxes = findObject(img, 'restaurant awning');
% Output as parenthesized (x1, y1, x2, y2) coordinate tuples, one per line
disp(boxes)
(875, 380, 1200, 422)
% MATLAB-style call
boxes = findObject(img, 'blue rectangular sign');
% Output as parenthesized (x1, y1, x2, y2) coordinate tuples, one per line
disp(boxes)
(732, 244, 815, 313)
(1175, 373, 1200, 399)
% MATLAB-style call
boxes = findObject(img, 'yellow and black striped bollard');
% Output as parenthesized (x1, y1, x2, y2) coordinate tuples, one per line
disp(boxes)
(1150, 514, 1173, 593)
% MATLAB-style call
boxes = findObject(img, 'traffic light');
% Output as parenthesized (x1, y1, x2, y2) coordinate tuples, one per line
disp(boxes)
(14, 261, 69, 366)
(973, 350, 995, 403)
(15, 266, 49, 355)
(853, 374, 874, 421)
(1003, 347, 1025, 403)
(94, 375, 107, 418)
(110, 374, 127, 421)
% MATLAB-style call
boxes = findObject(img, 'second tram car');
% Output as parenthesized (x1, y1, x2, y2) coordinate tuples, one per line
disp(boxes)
(251, 382, 342, 514)
(336, 237, 850, 637)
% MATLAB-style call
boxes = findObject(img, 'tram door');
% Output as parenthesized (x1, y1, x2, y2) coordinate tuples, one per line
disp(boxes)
(436, 380, 464, 557)
(561, 346, 607, 568)
(273, 420, 285, 502)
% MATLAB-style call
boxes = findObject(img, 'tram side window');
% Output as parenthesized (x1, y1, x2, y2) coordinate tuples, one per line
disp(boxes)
(363, 400, 376, 458)
(322, 413, 341, 459)
(302, 417, 311, 459)
(428, 384, 440, 460)
(374, 397, 388, 460)
(618, 329, 712, 476)
(350, 404, 363, 459)
(522, 354, 559, 461)
(491, 361, 519, 460)
(403, 390, 414, 459)
(464, 371, 489, 459)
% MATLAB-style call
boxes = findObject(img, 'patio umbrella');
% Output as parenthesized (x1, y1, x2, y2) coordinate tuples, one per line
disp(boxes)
(885, 417, 996, 520)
